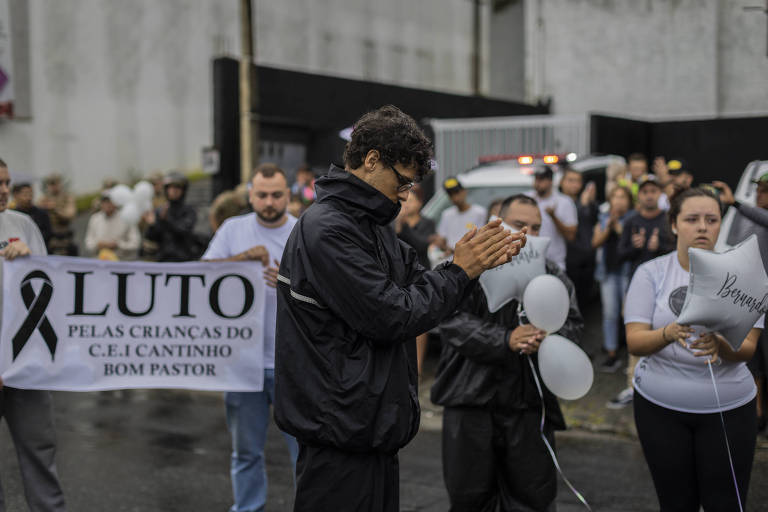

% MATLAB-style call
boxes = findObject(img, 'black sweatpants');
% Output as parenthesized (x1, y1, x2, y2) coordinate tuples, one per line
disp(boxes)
(634, 392, 757, 512)
(293, 443, 399, 512)
(442, 407, 557, 512)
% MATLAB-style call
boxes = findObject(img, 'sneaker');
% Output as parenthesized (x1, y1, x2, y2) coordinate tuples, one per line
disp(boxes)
(606, 387, 634, 409)
(599, 355, 622, 373)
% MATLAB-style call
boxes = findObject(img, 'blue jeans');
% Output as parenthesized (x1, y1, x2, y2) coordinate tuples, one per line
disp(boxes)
(599, 272, 629, 353)
(225, 369, 299, 512)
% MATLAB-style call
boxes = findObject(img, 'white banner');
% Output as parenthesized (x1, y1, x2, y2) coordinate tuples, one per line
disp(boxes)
(0, 256, 266, 392)
(0, 0, 14, 116)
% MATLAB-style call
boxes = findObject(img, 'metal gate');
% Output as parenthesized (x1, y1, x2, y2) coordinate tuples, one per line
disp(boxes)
(428, 115, 590, 184)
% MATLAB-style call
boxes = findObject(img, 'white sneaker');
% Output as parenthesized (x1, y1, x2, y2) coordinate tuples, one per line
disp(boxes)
(606, 387, 634, 409)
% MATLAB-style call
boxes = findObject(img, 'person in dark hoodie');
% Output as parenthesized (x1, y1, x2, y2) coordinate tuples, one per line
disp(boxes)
(142, 171, 199, 261)
(274, 105, 526, 512)
(431, 194, 584, 512)
(11, 182, 53, 246)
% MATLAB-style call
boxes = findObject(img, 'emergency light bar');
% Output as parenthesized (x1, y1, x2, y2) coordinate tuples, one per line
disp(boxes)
(477, 153, 567, 165)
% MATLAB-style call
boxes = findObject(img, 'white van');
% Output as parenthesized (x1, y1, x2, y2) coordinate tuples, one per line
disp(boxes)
(421, 154, 625, 223)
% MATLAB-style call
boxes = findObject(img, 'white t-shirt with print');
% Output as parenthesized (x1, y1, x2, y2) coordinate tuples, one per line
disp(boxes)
(202, 213, 297, 369)
(438, 204, 487, 250)
(525, 190, 577, 270)
(624, 251, 761, 413)
(0, 210, 48, 335)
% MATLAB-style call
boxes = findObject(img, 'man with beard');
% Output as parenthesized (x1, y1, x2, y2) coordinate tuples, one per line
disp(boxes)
(142, 171, 199, 261)
(202, 163, 299, 512)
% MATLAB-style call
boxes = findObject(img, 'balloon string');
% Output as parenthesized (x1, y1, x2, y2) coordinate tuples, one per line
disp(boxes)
(706, 360, 745, 512)
(527, 355, 592, 511)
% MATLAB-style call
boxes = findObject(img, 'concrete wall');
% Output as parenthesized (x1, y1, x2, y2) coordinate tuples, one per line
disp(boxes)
(0, 0, 486, 194)
(717, 0, 768, 116)
(254, 0, 488, 95)
(522, 0, 768, 118)
(8, 0, 763, 193)
(0, 0, 239, 193)
(489, 0, 525, 101)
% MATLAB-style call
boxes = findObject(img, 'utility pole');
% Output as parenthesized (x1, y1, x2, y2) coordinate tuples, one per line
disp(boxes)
(239, 0, 256, 185)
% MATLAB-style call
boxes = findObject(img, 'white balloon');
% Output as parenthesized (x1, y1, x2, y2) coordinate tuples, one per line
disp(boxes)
(109, 184, 134, 207)
(133, 180, 155, 202)
(523, 274, 569, 333)
(479, 233, 550, 313)
(120, 201, 142, 225)
(537, 334, 594, 400)
(677, 234, 768, 350)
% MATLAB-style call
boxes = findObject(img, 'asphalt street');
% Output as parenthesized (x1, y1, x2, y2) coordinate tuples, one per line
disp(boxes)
(1, 313, 767, 512)
(0, 389, 660, 511)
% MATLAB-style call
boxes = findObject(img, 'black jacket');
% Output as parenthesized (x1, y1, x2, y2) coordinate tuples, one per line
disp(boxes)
(274, 166, 474, 453)
(566, 200, 598, 270)
(430, 261, 584, 430)
(396, 216, 436, 269)
(617, 210, 674, 278)
(13, 205, 52, 246)
(144, 201, 199, 262)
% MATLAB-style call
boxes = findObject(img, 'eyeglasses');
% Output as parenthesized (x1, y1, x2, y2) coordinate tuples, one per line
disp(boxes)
(388, 165, 417, 192)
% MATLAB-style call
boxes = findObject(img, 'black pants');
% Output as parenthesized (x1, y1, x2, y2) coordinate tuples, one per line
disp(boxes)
(442, 407, 557, 512)
(293, 443, 399, 512)
(566, 258, 594, 315)
(634, 392, 756, 512)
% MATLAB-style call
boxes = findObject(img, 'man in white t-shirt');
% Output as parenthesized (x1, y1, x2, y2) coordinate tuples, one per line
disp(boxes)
(202, 163, 298, 512)
(0, 158, 66, 511)
(525, 166, 577, 270)
(437, 177, 487, 252)
(84, 191, 141, 260)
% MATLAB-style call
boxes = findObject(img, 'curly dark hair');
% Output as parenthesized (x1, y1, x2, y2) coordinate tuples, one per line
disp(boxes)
(343, 105, 433, 179)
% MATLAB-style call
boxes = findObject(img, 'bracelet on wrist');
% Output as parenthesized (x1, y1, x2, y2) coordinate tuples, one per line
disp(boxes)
(662, 325, 670, 343)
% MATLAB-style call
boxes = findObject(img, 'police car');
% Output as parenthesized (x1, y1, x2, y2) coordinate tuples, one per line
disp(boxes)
(421, 153, 625, 222)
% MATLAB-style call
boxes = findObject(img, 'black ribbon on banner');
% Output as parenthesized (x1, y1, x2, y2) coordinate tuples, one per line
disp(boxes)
(12, 270, 57, 361)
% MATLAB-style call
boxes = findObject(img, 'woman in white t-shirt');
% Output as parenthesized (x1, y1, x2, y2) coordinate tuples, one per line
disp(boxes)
(624, 187, 761, 511)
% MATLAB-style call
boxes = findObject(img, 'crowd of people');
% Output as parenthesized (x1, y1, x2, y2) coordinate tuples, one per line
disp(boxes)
(401, 150, 767, 510)
(0, 103, 766, 511)
(2, 164, 318, 270)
